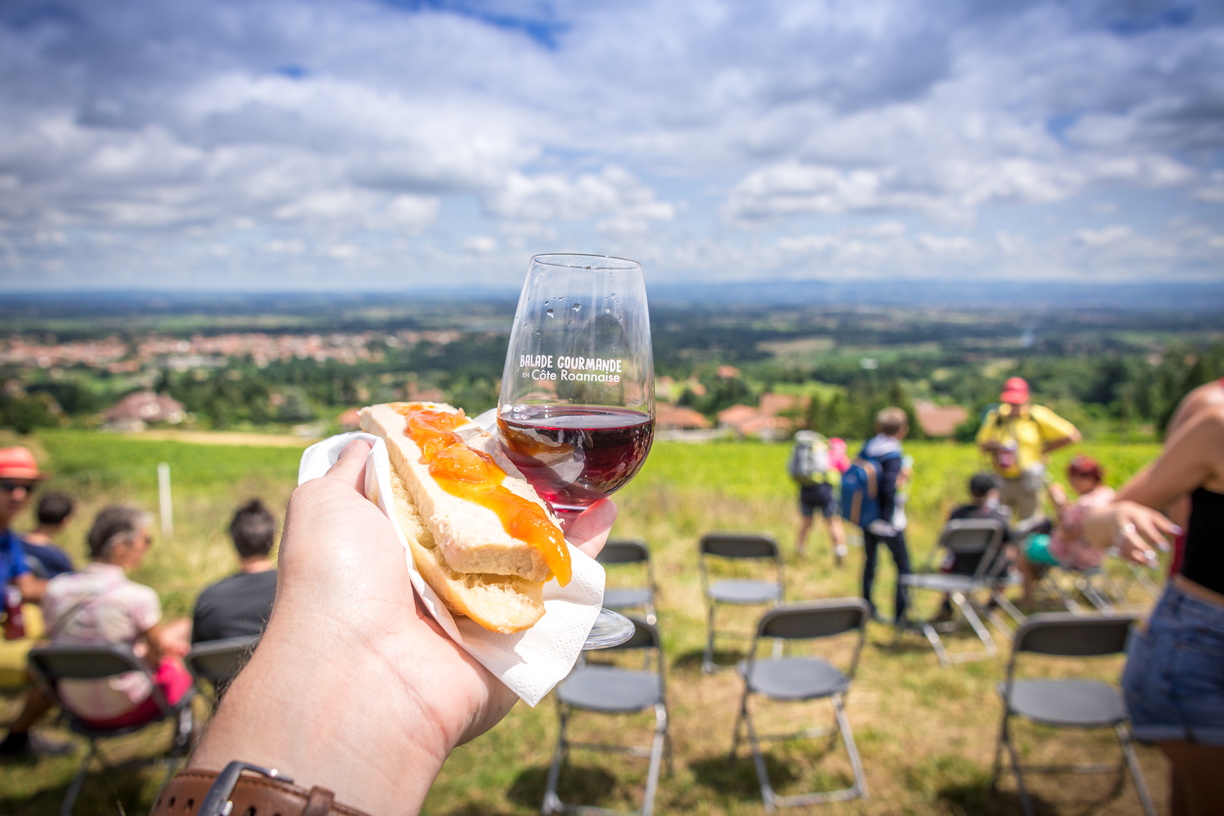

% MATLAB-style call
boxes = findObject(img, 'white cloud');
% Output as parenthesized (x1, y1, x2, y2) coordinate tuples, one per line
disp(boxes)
(0, 0, 1220, 290)
(1075, 225, 1133, 247)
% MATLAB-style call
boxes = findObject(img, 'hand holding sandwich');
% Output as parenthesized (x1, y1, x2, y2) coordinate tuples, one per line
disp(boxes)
(188, 439, 618, 816)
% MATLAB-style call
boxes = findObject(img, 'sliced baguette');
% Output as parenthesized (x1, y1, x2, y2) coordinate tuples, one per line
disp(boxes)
(386, 464, 544, 633)
(360, 401, 559, 633)
(361, 402, 552, 582)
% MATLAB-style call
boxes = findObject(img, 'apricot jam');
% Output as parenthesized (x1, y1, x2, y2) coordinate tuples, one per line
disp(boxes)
(394, 403, 571, 586)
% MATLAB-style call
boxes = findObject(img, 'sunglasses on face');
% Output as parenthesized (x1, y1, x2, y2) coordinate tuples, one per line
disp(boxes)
(0, 480, 36, 494)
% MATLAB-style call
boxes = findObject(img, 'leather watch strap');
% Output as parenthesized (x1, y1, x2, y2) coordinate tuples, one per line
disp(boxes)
(151, 768, 374, 816)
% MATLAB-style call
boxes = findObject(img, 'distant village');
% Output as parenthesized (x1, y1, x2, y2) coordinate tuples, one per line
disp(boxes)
(3, 332, 967, 440)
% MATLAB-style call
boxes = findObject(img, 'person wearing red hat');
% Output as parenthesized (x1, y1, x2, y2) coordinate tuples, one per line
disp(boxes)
(0, 446, 74, 759)
(1, 447, 51, 614)
(975, 377, 1081, 526)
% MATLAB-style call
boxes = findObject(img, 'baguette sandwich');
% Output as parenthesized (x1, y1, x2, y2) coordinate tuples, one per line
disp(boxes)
(359, 401, 570, 633)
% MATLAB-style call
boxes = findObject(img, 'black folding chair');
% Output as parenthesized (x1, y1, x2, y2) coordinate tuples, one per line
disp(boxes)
(900, 518, 1010, 666)
(699, 532, 784, 673)
(598, 539, 658, 625)
(185, 634, 260, 709)
(542, 618, 670, 816)
(730, 599, 871, 811)
(992, 613, 1156, 816)
(26, 643, 196, 816)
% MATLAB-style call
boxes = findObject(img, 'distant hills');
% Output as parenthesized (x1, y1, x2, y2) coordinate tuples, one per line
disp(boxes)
(645, 277, 1224, 310)
(3, 277, 1223, 314)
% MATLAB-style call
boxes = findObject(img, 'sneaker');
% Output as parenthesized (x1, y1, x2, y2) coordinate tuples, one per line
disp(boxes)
(833, 544, 848, 566)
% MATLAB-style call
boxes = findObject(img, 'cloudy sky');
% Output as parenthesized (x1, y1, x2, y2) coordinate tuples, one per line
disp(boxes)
(1, 0, 1222, 293)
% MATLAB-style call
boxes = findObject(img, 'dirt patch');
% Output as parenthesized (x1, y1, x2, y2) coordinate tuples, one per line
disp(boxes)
(132, 430, 317, 447)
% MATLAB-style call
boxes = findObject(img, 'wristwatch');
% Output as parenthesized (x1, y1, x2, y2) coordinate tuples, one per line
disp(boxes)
(151, 762, 373, 816)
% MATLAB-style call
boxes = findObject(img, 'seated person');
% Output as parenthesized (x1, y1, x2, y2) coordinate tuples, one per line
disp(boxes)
(22, 490, 76, 579)
(192, 498, 278, 644)
(1, 447, 50, 693)
(1017, 455, 1115, 603)
(41, 505, 193, 729)
(932, 473, 1014, 621)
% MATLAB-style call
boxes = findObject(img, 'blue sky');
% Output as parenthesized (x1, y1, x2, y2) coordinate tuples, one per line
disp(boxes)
(0, 0, 1221, 292)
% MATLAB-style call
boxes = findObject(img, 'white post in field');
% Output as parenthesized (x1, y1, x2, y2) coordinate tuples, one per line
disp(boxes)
(158, 462, 173, 536)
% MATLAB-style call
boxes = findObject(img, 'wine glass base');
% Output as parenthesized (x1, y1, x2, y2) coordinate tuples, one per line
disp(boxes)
(584, 607, 635, 650)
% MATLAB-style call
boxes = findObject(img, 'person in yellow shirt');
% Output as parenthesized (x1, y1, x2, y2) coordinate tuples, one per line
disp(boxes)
(976, 377, 1081, 527)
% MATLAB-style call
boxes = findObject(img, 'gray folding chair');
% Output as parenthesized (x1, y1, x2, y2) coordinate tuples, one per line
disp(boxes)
(699, 532, 784, 674)
(992, 613, 1156, 816)
(1043, 548, 1163, 616)
(26, 643, 196, 816)
(899, 518, 1009, 666)
(542, 618, 670, 816)
(597, 539, 658, 625)
(730, 599, 870, 811)
(185, 634, 260, 708)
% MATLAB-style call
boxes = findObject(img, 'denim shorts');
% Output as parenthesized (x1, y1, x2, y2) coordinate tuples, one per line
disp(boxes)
(1122, 580, 1224, 745)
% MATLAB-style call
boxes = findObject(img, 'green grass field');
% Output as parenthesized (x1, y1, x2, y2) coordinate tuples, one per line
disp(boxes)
(1, 429, 1169, 815)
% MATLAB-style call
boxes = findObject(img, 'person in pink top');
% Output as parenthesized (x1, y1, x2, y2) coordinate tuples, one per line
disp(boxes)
(41, 505, 193, 729)
(1016, 455, 1115, 603)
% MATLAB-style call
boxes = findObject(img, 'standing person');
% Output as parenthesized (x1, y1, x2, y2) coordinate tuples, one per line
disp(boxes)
(1160, 377, 1224, 577)
(1081, 385, 1224, 816)
(858, 407, 913, 625)
(976, 377, 1081, 527)
(22, 490, 76, 579)
(192, 499, 278, 644)
(788, 431, 848, 564)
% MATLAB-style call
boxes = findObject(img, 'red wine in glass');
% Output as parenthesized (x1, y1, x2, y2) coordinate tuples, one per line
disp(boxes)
(497, 405, 654, 515)
(499, 253, 654, 649)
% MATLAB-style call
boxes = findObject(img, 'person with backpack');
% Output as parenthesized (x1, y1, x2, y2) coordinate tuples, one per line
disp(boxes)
(975, 377, 1081, 528)
(842, 407, 913, 625)
(788, 431, 848, 565)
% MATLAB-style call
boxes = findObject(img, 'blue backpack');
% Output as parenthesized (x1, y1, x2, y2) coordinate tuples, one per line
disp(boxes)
(839, 457, 881, 528)
(839, 445, 902, 528)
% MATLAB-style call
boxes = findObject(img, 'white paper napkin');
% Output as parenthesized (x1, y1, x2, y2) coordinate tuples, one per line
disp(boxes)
(298, 432, 605, 706)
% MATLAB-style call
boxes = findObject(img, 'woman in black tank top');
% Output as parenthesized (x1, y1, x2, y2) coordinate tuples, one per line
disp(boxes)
(1085, 380, 1224, 816)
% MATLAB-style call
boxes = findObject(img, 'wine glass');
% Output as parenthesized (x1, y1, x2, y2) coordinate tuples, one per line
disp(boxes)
(498, 253, 655, 648)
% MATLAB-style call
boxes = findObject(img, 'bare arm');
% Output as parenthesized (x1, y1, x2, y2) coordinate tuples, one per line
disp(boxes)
(139, 622, 166, 665)
(14, 572, 45, 603)
(1041, 429, 1081, 455)
(189, 440, 616, 816)
(1084, 406, 1224, 562)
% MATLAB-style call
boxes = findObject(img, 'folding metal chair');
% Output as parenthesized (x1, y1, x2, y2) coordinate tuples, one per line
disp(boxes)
(730, 599, 870, 811)
(699, 532, 784, 673)
(1043, 548, 1163, 616)
(185, 634, 260, 708)
(899, 518, 1010, 666)
(542, 618, 670, 816)
(598, 539, 658, 625)
(26, 643, 196, 816)
(992, 613, 1156, 816)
